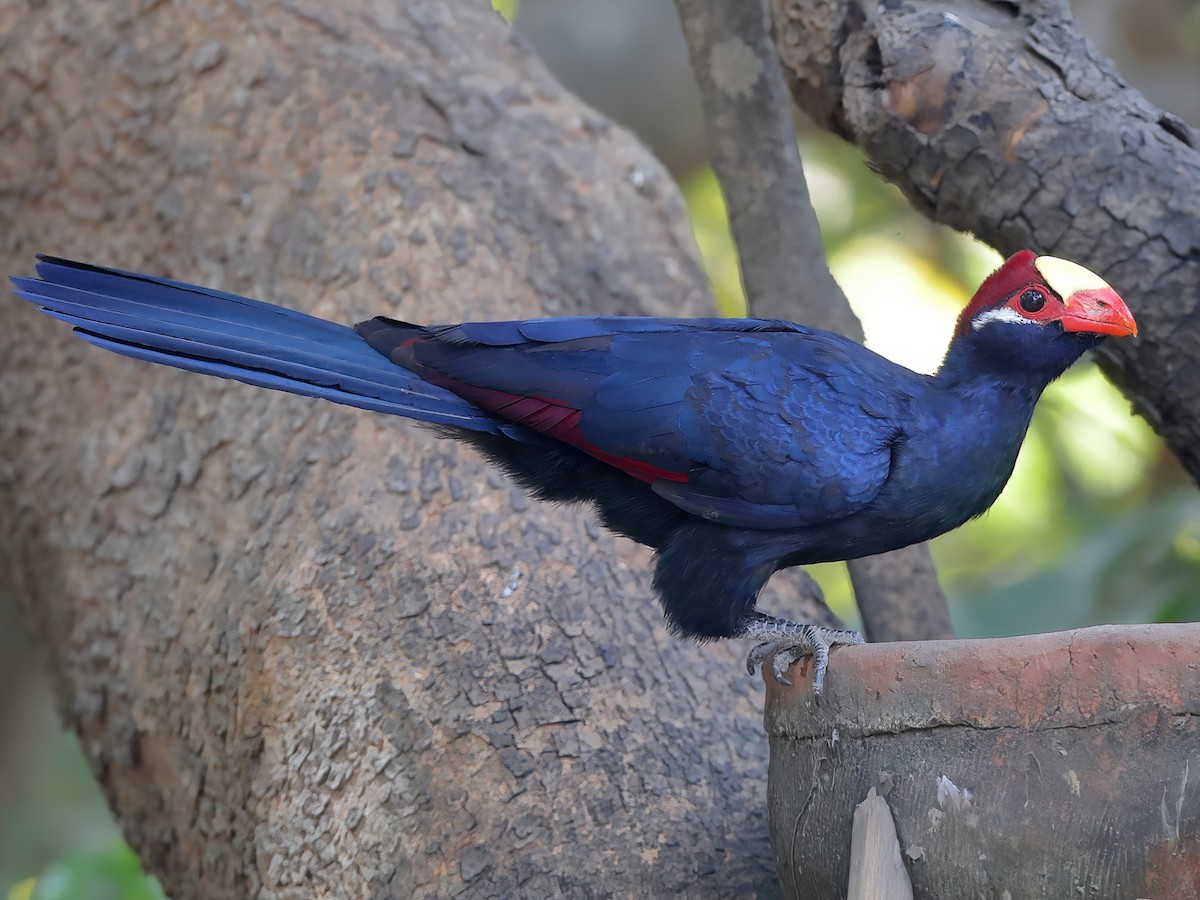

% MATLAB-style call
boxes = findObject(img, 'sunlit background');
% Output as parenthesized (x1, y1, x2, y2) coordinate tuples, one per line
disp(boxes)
(5, 1, 1200, 896)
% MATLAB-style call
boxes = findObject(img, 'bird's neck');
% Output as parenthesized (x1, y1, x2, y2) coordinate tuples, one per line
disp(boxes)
(933, 337, 1054, 411)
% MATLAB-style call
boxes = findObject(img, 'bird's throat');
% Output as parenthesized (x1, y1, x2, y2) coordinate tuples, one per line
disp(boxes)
(934, 332, 1084, 406)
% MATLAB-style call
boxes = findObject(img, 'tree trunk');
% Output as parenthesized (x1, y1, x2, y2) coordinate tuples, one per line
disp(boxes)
(0, 2, 805, 895)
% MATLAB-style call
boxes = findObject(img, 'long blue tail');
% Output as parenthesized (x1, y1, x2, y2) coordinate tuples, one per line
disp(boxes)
(11, 256, 504, 433)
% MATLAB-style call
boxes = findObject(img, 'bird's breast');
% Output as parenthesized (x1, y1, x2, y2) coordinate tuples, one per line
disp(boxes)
(778, 393, 1034, 566)
(878, 397, 1032, 535)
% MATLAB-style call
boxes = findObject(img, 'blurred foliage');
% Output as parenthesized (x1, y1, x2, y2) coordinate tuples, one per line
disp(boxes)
(20, 843, 165, 900)
(491, 0, 520, 25)
(1, 718, 164, 900)
(685, 129, 1200, 633)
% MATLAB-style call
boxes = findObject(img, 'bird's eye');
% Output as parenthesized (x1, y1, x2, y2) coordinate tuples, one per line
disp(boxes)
(1019, 289, 1046, 313)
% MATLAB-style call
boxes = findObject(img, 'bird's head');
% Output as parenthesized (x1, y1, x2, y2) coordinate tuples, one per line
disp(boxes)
(948, 250, 1136, 382)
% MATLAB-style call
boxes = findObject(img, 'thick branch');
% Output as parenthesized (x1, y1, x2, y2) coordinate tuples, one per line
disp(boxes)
(770, 0, 1200, 486)
(674, 0, 952, 642)
(847, 549, 951, 642)
(674, 0, 860, 336)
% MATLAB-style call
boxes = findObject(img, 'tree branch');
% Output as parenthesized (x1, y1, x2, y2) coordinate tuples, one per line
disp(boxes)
(673, 0, 952, 642)
(847, 549, 952, 642)
(674, 0, 861, 336)
(769, 0, 1200, 487)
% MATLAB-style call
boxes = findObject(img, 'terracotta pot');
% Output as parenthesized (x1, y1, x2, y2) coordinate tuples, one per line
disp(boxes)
(765, 623, 1200, 899)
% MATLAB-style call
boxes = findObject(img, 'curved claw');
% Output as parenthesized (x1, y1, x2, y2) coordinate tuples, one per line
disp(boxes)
(745, 641, 778, 677)
(745, 626, 864, 694)
(774, 644, 812, 688)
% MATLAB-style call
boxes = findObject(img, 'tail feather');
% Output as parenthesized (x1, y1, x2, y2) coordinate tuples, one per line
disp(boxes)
(12, 256, 504, 432)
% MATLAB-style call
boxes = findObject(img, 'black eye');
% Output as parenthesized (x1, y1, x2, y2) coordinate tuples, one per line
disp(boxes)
(1019, 289, 1046, 313)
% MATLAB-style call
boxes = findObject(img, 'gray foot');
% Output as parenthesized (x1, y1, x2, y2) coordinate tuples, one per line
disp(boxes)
(739, 613, 864, 693)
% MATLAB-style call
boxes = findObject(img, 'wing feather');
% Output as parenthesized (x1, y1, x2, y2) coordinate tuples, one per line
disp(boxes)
(365, 316, 917, 529)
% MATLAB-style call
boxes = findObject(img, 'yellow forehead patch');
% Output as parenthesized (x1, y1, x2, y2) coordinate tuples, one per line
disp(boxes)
(1034, 256, 1111, 299)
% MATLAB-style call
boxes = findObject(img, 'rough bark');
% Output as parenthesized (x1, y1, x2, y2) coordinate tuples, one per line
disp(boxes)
(768, 0, 1200, 487)
(673, 0, 952, 643)
(0, 1, 827, 895)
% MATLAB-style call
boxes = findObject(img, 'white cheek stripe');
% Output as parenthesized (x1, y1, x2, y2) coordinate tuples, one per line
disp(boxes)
(971, 306, 1035, 331)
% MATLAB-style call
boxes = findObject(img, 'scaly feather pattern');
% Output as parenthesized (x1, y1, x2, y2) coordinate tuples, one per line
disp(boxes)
(360, 314, 910, 529)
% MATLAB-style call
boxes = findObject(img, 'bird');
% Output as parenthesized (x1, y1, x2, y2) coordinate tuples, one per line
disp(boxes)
(11, 251, 1136, 692)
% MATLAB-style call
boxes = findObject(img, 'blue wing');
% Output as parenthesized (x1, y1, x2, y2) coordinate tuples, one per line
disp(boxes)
(15, 256, 917, 531)
(363, 317, 918, 530)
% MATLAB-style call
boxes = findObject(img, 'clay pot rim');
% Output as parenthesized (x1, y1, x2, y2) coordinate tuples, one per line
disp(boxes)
(765, 622, 1200, 739)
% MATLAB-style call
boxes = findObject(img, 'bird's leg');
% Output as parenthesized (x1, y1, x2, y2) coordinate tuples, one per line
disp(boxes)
(738, 612, 864, 693)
